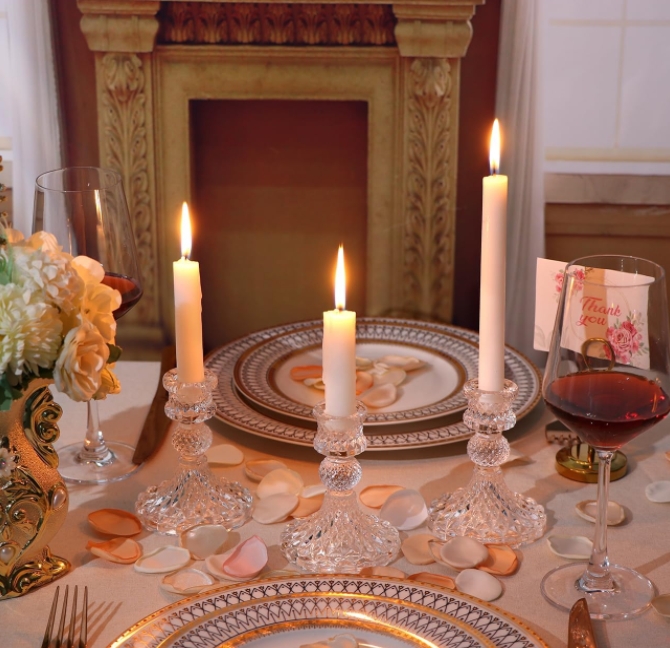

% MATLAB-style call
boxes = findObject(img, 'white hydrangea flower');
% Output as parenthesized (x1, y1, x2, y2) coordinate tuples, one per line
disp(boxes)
(0, 283, 63, 382)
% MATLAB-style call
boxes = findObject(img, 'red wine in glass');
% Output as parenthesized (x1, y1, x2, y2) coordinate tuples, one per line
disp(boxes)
(545, 371, 670, 451)
(102, 272, 143, 320)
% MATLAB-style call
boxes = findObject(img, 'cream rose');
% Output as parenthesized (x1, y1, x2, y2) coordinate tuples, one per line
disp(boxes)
(53, 321, 110, 402)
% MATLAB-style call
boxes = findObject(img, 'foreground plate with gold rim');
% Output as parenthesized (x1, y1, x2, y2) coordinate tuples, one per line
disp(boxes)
(108, 575, 549, 648)
(206, 318, 541, 450)
(155, 591, 495, 648)
(234, 321, 473, 426)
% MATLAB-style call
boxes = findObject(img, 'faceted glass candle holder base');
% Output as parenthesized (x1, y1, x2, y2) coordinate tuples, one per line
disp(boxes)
(428, 379, 546, 547)
(280, 402, 400, 572)
(135, 369, 252, 534)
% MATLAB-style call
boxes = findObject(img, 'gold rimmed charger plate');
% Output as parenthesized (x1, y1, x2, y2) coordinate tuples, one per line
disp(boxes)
(108, 574, 550, 648)
(206, 317, 542, 450)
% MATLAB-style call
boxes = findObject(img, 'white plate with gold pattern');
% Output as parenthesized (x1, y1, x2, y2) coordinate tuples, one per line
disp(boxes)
(206, 318, 541, 450)
(108, 575, 549, 648)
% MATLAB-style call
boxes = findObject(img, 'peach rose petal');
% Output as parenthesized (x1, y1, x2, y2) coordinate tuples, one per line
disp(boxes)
(222, 535, 268, 579)
(253, 493, 299, 524)
(179, 524, 229, 560)
(134, 546, 191, 574)
(87, 537, 142, 564)
(291, 495, 324, 519)
(360, 383, 397, 408)
(359, 565, 406, 579)
(256, 468, 304, 499)
(359, 485, 404, 509)
(428, 539, 446, 564)
(401, 534, 438, 565)
(290, 365, 322, 381)
(161, 568, 216, 595)
(244, 459, 288, 482)
(301, 483, 327, 499)
(438, 536, 489, 570)
(206, 444, 244, 466)
(355, 371, 373, 394)
(407, 572, 456, 590)
(88, 509, 142, 536)
(479, 544, 519, 576)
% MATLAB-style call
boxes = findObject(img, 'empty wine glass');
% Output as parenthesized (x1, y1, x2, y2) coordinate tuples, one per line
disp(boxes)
(34, 167, 143, 483)
(541, 255, 670, 618)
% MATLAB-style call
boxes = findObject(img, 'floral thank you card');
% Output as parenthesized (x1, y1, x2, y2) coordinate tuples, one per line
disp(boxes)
(534, 258, 650, 370)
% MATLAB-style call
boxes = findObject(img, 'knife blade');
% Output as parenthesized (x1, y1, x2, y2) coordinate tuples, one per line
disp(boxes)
(132, 345, 177, 464)
(567, 598, 597, 648)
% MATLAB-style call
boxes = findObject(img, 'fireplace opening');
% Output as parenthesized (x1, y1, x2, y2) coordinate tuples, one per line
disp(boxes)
(191, 99, 368, 352)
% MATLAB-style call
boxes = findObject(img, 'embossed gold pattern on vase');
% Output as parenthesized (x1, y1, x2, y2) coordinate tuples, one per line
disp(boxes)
(0, 380, 69, 599)
(157, 2, 397, 46)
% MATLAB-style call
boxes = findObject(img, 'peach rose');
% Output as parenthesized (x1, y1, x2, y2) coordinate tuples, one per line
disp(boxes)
(53, 321, 109, 401)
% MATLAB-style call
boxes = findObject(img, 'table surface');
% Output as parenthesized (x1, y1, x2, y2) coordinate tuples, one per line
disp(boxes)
(3, 361, 670, 647)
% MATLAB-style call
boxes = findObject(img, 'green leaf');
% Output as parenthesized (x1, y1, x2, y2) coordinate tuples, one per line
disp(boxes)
(0, 375, 16, 411)
(107, 343, 122, 364)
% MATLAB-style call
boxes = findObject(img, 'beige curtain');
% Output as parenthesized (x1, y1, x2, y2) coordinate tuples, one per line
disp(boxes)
(496, 0, 545, 364)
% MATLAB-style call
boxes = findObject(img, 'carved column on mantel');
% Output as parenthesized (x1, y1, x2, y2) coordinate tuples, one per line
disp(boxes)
(394, 1, 483, 322)
(78, 0, 162, 347)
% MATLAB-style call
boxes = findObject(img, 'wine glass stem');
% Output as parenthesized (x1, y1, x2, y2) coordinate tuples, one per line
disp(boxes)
(581, 450, 615, 592)
(79, 400, 114, 464)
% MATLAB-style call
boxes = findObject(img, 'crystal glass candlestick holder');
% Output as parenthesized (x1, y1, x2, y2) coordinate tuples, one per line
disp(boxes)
(135, 369, 252, 534)
(428, 379, 546, 547)
(281, 402, 400, 572)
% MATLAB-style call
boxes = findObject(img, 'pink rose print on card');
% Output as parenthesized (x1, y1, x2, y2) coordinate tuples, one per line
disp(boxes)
(554, 268, 585, 300)
(605, 314, 647, 365)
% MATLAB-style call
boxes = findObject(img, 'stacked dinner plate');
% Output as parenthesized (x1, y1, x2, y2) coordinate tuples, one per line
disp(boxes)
(204, 317, 541, 451)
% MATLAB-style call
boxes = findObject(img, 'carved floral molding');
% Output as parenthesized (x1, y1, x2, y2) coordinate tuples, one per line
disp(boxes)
(403, 57, 454, 321)
(99, 53, 157, 324)
(157, 2, 397, 46)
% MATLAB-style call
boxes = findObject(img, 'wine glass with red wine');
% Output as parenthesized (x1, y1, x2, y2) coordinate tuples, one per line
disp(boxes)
(34, 167, 143, 483)
(541, 255, 670, 619)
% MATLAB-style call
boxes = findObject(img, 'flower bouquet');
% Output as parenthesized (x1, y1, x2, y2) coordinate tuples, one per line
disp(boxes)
(0, 224, 122, 410)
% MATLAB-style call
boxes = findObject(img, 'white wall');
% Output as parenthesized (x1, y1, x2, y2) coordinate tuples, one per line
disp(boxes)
(542, 0, 670, 175)
(0, 0, 12, 187)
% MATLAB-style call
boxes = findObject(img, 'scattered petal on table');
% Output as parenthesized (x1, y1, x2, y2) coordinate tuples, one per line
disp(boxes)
(88, 509, 142, 537)
(356, 356, 373, 370)
(407, 572, 456, 589)
(379, 489, 427, 531)
(253, 493, 300, 524)
(244, 459, 288, 482)
(134, 546, 191, 574)
(206, 444, 244, 466)
(359, 484, 404, 509)
(401, 533, 438, 565)
(438, 537, 489, 570)
(359, 565, 406, 579)
(221, 535, 268, 579)
(370, 366, 406, 387)
(179, 524, 228, 560)
(455, 569, 503, 601)
(547, 535, 593, 560)
(161, 567, 216, 594)
(291, 495, 324, 519)
(87, 537, 142, 564)
(575, 500, 625, 526)
(479, 544, 519, 576)
(377, 355, 425, 371)
(301, 483, 326, 498)
(645, 481, 670, 503)
(256, 468, 304, 499)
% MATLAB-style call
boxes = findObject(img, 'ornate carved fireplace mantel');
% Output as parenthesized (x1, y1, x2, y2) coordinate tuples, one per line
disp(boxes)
(77, 0, 484, 349)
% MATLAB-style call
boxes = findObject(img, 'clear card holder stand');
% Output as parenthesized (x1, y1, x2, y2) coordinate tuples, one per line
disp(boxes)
(135, 369, 252, 534)
(281, 401, 400, 572)
(428, 379, 546, 547)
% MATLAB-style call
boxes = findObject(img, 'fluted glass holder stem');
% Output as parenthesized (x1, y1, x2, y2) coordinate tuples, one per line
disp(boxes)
(281, 402, 400, 573)
(135, 369, 252, 534)
(428, 379, 546, 547)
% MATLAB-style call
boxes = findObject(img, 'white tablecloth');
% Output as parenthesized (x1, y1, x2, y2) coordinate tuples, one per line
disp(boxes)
(4, 361, 670, 647)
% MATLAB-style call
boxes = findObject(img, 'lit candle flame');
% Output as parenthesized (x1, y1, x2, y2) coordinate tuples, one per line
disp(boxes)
(489, 118, 501, 175)
(335, 245, 346, 311)
(180, 202, 192, 259)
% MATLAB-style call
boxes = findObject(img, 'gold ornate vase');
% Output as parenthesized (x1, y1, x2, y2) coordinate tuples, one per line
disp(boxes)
(0, 379, 69, 599)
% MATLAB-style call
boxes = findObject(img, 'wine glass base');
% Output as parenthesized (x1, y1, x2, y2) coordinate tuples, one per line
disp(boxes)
(541, 562, 657, 619)
(57, 441, 141, 484)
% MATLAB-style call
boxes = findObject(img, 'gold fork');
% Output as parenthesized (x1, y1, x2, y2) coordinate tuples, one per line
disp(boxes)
(41, 585, 88, 648)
